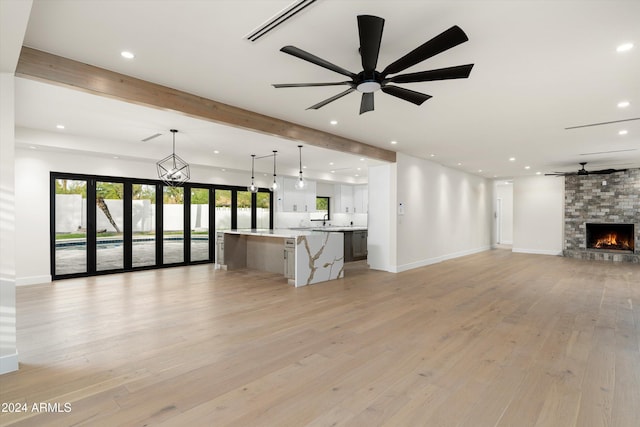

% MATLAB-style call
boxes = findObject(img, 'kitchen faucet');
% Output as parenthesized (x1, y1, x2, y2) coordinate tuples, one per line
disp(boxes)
(322, 213, 329, 227)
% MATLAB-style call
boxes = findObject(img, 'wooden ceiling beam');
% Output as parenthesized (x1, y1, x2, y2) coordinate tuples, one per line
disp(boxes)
(16, 47, 396, 163)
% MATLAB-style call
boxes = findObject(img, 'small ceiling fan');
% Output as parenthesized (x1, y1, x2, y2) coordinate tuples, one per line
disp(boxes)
(545, 162, 628, 176)
(273, 15, 474, 114)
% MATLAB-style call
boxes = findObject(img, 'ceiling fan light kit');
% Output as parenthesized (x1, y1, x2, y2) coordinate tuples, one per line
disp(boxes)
(273, 15, 474, 114)
(156, 129, 190, 186)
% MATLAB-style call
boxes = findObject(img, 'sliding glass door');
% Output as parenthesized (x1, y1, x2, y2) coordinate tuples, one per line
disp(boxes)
(163, 186, 184, 264)
(132, 184, 157, 267)
(53, 178, 88, 275)
(190, 188, 210, 262)
(51, 173, 273, 279)
(96, 181, 124, 271)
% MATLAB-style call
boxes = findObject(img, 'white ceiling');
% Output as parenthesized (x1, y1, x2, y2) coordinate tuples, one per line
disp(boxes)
(10, 0, 640, 180)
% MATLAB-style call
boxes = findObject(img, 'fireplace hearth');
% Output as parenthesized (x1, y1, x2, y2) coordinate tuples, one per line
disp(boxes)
(586, 223, 634, 252)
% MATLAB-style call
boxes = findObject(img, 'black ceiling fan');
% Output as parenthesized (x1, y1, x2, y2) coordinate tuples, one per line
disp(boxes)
(273, 15, 474, 114)
(545, 162, 628, 176)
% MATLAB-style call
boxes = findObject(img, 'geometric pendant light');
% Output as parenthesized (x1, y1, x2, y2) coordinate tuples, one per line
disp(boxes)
(156, 129, 190, 186)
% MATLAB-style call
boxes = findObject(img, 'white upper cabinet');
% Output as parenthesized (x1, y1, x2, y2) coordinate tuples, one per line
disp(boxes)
(277, 177, 316, 212)
(334, 184, 354, 213)
(353, 185, 368, 214)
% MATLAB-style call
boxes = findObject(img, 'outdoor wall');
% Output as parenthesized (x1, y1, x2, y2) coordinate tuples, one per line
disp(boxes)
(392, 153, 493, 272)
(512, 175, 564, 255)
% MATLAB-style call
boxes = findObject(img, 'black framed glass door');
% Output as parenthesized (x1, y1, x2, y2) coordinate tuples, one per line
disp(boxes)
(51, 173, 274, 280)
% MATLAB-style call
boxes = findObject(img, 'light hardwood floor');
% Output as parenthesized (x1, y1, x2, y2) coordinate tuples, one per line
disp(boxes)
(1, 249, 639, 426)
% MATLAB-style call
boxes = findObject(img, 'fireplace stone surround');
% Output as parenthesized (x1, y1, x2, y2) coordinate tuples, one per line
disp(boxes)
(563, 168, 640, 263)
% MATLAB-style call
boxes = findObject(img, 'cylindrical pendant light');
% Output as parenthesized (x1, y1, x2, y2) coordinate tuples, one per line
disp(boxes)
(248, 154, 259, 193)
(295, 145, 305, 189)
(270, 150, 279, 191)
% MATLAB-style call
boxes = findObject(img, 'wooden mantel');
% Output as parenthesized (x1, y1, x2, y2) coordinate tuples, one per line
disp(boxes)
(16, 47, 396, 163)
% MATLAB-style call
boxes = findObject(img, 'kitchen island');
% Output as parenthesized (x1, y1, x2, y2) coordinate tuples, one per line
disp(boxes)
(216, 229, 344, 287)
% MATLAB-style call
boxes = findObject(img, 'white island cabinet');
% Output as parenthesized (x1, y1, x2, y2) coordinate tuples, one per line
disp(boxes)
(216, 229, 344, 287)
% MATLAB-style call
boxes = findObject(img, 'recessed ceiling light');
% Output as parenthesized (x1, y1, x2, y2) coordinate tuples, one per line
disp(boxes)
(430, 154, 436, 157)
(524, 166, 531, 170)
(330, 120, 338, 125)
(329, 162, 334, 165)
(357, 167, 361, 171)
(617, 100, 630, 108)
(360, 158, 365, 161)
(56, 124, 65, 129)
(616, 42, 634, 53)
(303, 165, 307, 169)
(619, 129, 628, 135)
(536, 171, 542, 175)
(213, 150, 220, 154)
(113, 156, 119, 159)
(509, 157, 516, 162)
(355, 174, 359, 177)
(457, 162, 462, 166)
(331, 170, 335, 173)
(390, 140, 398, 145)
(478, 169, 483, 173)
(221, 168, 226, 172)
(121, 51, 135, 59)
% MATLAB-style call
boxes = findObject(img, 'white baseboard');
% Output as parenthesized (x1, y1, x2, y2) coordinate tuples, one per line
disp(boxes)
(0, 352, 19, 375)
(512, 248, 563, 256)
(393, 246, 491, 273)
(16, 275, 52, 286)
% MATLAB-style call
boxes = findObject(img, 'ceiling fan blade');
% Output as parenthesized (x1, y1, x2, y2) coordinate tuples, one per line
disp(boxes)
(273, 81, 353, 88)
(381, 85, 432, 105)
(307, 88, 355, 110)
(359, 92, 374, 114)
(358, 15, 385, 73)
(589, 168, 627, 175)
(386, 64, 474, 84)
(381, 25, 469, 76)
(280, 46, 356, 79)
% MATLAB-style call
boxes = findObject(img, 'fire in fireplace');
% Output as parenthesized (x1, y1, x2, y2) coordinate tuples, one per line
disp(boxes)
(586, 223, 635, 252)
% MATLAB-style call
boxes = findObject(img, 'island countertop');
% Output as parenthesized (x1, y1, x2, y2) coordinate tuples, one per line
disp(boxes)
(224, 228, 339, 239)
(218, 229, 345, 287)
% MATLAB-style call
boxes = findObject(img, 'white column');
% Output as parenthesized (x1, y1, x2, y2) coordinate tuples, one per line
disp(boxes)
(366, 163, 397, 272)
(0, 73, 18, 374)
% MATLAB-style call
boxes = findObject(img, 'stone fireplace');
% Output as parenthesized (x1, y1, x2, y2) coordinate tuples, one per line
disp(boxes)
(564, 169, 640, 262)
(585, 223, 634, 252)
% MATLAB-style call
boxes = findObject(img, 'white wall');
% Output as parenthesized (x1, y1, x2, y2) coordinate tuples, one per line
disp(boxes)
(0, 73, 19, 373)
(367, 163, 396, 271)
(392, 153, 492, 272)
(495, 181, 514, 244)
(14, 129, 371, 283)
(512, 175, 564, 255)
(13, 133, 267, 285)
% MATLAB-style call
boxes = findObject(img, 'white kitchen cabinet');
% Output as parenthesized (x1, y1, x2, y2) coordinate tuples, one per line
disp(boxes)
(353, 185, 368, 214)
(277, 177, 316, 212)
(283, 238, 295, 279)
(334, 184, 354, 213)
(216, 231, 224, 265)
